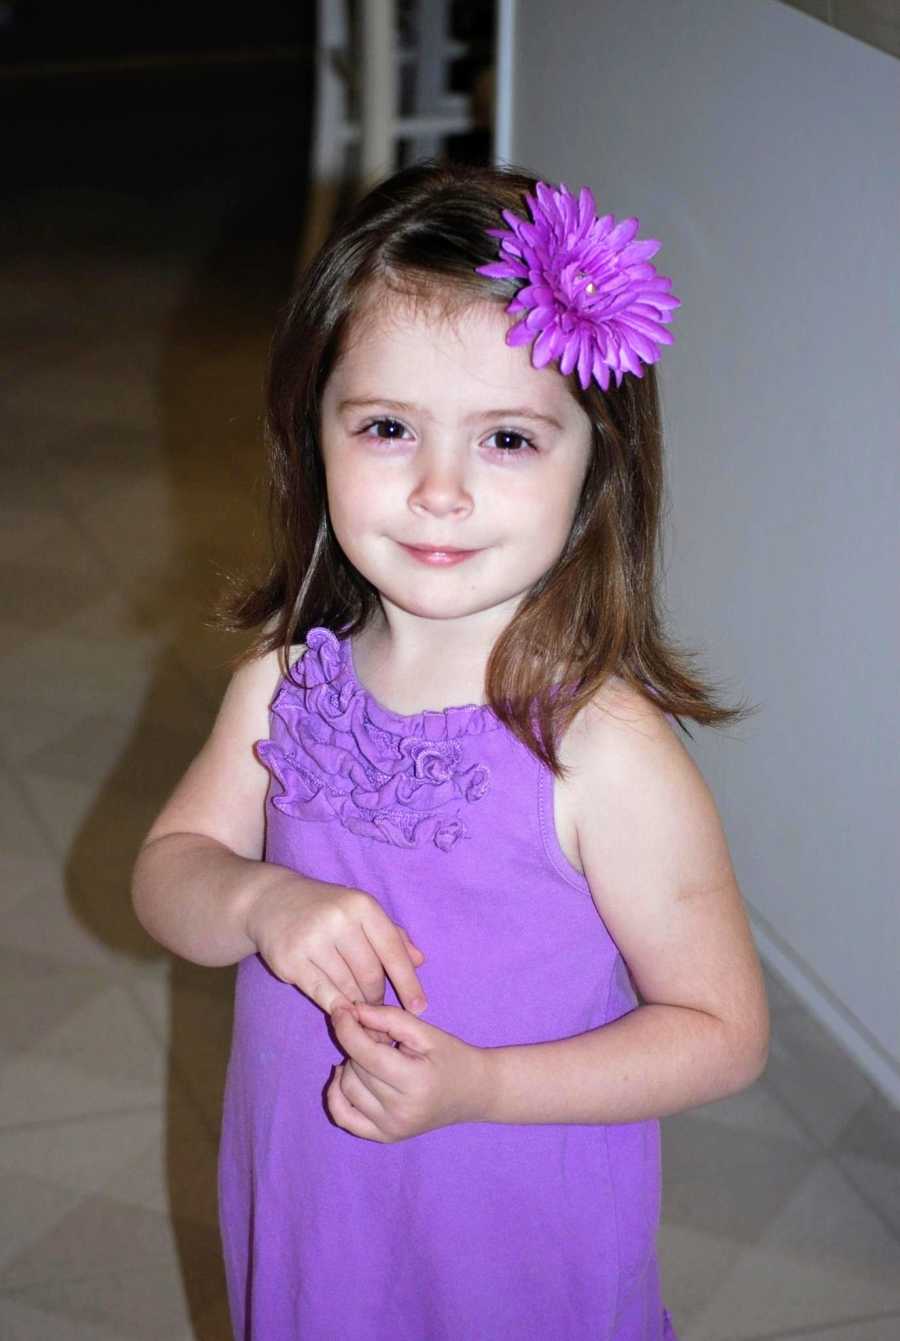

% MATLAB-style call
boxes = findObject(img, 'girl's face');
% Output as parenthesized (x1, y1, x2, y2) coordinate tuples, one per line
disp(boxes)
(320, 292, 593, 632)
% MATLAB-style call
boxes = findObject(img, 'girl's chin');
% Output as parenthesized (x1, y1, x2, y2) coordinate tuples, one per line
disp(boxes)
(375, 588, 526, 626)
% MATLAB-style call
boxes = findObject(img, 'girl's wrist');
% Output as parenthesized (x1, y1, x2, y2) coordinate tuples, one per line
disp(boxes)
(242, 861, 313, 951)
(466, 1043, 504, 1125)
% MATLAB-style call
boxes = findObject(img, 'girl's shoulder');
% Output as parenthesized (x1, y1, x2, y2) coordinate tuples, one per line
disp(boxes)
(558, 673, 721, 863)
(140, 644, 292, 859)
(226, 638, 308, 726)
(560, 674, 685, 779)
(559, 673, 734, 902)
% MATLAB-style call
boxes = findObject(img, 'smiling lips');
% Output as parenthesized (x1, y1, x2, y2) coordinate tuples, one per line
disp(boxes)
(399, 542, 481, 567)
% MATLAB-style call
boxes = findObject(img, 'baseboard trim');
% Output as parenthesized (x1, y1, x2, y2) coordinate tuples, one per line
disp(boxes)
(750, 909, 900, 1109)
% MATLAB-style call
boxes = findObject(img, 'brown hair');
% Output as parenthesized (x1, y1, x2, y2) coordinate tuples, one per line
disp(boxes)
(223, 159, 753, 772)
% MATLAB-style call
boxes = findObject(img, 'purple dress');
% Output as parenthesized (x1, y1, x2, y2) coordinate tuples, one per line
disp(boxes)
(218, 627, 678, 1340)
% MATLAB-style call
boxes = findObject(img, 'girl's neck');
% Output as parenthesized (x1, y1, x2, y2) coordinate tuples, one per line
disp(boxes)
(350, 607, 509, 715)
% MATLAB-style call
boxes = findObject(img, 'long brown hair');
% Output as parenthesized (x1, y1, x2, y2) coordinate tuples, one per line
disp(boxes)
(223, 160, 753, 772)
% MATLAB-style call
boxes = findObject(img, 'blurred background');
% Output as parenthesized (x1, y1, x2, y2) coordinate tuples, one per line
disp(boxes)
(1, 2, 898, 1338)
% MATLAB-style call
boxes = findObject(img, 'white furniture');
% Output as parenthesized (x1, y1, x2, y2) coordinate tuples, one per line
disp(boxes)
(298, 0, 478, 268)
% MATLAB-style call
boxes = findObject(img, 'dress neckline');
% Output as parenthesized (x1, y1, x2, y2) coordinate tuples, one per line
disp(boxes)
(305, 627, 501, 740)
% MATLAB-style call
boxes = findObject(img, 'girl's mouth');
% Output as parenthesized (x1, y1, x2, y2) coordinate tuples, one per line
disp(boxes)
(398, 543, 480, 567)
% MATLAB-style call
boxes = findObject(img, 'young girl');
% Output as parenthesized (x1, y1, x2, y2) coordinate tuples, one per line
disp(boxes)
(133, 162, 769, 1340)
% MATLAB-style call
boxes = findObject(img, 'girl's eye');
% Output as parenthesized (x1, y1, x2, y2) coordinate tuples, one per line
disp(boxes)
(487, 430, 535, 454)
(362, 418, 409, 441)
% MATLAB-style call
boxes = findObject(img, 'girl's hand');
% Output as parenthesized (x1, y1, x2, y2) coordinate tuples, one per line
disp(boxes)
(326, 1003, 491, 1142)
(245, 872, 426, 1017)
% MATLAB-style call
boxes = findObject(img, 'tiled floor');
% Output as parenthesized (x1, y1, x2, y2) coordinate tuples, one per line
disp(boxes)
(2, 178, 899, 1341)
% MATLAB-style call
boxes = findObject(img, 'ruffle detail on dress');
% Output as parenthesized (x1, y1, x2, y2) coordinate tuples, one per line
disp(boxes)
(256, 627, 493, 851)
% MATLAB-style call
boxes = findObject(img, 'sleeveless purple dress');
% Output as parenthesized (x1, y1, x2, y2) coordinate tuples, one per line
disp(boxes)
(218, 628, 678, 1340)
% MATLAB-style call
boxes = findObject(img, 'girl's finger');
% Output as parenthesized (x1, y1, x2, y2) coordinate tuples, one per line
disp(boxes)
(354, 1002, 431, 1054)
(361, 1026, 395, 1046)
(339, 1058, 389, 1120)
(305, 950, 367, 1012)
(326, 1066, 385, 1142)
(398, 925, 426, 966)
(335, 929, 388, 1004)
(299, 963, 356, 1016)
(363, 920, 428, 1016)
(332, 1007, 410, 1087)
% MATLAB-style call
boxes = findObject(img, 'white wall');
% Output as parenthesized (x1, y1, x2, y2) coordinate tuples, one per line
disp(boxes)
(500, 0, 899, 1100)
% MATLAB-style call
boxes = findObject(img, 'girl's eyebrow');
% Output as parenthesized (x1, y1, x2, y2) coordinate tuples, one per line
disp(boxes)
(337, 396, 564, 431)
(470, 407, 565, 431)
(337, 397, 417, 415)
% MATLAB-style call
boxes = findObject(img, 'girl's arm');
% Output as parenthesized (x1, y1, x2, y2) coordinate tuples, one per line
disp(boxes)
(480, 683, 770, 1124)
(131, 651, 427, 1013)
(132, 651, 278, 966)
(326, 683, 769, 1138)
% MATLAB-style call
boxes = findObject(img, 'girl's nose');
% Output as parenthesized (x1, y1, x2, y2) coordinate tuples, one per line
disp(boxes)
(407, 449, 473, 520)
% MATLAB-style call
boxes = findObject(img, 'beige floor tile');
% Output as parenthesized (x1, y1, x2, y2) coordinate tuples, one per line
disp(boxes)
(47, 588, 179, 644)
(657, 1219, 743, 1334)
(663, 1079, 813, 1179)
(0, 505, 99, 571)
(128, 967, 236, 1137)
(0, 965, 171, 1125)
(20, 769, 162, 865)
(774, 1314, 900, 1341)
(0, 765, 54, 860)
(0, 455, 70, 512)
(763, 1005, 876, 1147)
(834, 1089, 900, 1170)
(21, 710, 206, 797)
(71, 476, 183, 563)
(0, 1290, 121, 1341)
(663, 1141, 818, 1252)
(49, 440, 166, 513)
(0, 851, 61, 910)
(0, 1104, 217, 1291)
(0, 697, 92, 766)
(0, 1248, 225, 1338)
(688, 1160, 900, 1339)
(833, 1090, 900, 1237)
(0, 562, 112, 632)
(3, 351, 159, 433)
(65, 856, 171, 969)
(0, 1102, 206, 1206)
(0, 853, 119, 972)
(0, 630, 202, 721)
(834, 1151, 900, 1240)
(169, 623, 258, 712)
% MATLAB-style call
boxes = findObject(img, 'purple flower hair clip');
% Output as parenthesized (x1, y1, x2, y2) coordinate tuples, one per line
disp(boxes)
(477, 181, 680, 392)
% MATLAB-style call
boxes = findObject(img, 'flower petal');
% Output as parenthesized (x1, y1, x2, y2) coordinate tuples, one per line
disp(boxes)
(531, 324, 559, 368)
(577, 332, 594, 389)
(577, 186, 597, 232)
(591, 350, 611, 391)
(619, 238, 661, 265)
(607, 216, 640, 250)
(617, 312, 672, 341)
(619, 341, 643, 376)
(505, 318, 535, 348)
(620, 328, 658, 363)
(525, 305, 558, 331)
(559, 335, 579, 377)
